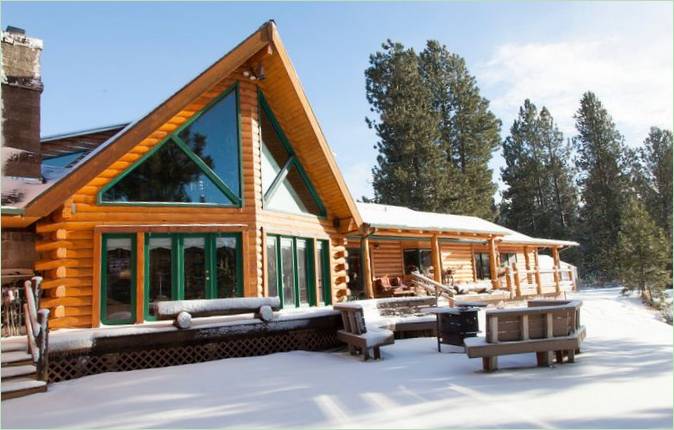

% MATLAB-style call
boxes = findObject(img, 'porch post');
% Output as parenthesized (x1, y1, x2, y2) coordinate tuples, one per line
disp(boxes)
(533, 248, 543, 295)
(488, 237, 499, 290)
(552, 246, 561, 294)
(524, 246, 532, 284)
(361, 236, 374, 299)
(431, 234, 442, 283)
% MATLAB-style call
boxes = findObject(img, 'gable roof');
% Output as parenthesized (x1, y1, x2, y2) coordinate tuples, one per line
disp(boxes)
(19, 21, 362, 226)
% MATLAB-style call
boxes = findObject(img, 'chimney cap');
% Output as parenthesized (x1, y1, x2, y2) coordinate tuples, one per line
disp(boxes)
(5, 26, 26, 35)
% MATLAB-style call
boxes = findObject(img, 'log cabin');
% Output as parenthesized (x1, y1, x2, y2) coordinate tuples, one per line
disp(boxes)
(1, 22, 577, 332)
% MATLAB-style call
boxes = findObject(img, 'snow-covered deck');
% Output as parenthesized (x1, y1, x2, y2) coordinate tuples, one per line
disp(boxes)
(3, 287, 672, 428)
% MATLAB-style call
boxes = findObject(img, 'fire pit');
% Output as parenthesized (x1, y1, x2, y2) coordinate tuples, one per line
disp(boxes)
(422, 302, 486, 350)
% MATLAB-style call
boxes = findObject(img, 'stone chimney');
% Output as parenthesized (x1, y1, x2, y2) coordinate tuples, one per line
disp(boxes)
(1, 26, 44, 179)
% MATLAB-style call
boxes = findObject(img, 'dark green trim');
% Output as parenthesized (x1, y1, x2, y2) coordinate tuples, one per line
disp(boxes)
(143, 233, 176, 321)
(258, 90, 327, 218)
(267, 234, 319, 308)
(318, 239, 331, 305)
(97, 84, 243, 208)
(100, 233, 137, 325)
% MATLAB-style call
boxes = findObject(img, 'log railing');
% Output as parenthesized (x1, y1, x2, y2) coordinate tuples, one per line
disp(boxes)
(23, 277, 50, 382)
(501, 265, 576, 298)
(408, 272, 455, 306)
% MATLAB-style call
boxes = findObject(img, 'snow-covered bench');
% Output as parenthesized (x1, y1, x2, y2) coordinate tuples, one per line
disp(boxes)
(464, 299, 585, 371)
(155, 297, 282, 328)
(333, 303, 394, 361)
(374, 296, 437, 337)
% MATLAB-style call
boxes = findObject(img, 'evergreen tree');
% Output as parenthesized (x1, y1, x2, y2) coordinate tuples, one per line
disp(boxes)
(419, 41, 501, 219)
(573, 92, 629, 280)
(500, 100, 577, 240)
(640, 127, 673, 239)
(617, 197, 671, 297)
(365, 41, 446, 211)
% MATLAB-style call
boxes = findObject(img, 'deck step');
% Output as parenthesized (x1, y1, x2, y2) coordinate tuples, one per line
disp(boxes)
(1, 351, 33, 367)
(1, 364, 37, 380)
(1, 378, 47, 400)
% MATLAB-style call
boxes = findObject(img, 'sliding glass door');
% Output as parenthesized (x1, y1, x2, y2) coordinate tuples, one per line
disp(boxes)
(143, 232, 242, 320)
(266, 235, 317, 308)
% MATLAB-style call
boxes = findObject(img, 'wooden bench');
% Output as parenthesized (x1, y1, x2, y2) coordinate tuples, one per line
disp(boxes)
(155, 297, 282, 328)
(333, 303, 394, 361)
(464, 299, 585, 371)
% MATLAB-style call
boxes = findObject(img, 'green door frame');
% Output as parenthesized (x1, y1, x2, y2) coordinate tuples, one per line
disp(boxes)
(100, 233, 137, 325)
(317, 239, 332, 305)
(143, 232, 243, 321)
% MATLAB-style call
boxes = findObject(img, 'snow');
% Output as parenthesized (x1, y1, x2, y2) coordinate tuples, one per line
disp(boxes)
(156, 297, 281, 317)
(2, 287, 672, 428)
(357, 202, 511, 235)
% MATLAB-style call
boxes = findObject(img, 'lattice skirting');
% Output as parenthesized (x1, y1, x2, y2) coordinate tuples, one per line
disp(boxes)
(49, 328, 339, 383)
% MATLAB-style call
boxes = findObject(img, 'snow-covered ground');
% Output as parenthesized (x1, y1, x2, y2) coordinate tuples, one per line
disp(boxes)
(3, 287, 672, 428)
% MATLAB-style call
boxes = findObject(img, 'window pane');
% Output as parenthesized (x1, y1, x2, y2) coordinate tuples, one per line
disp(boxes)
(178, 91, 240, 197)
(280, 238, 296, 307)
(404, 249, 421, 274)
(475, 253, 491, 280)
(266, 237, 279, 298)
(347, 247, 363, 298)
(184, 237, 206, 300)
(267, 165, 321, 216)
(420, 250, 433, 277)
(101, 139, 232, 205)
(260, 103, 290, 194)
(147, 237, 172, 317)
(215, 236, 239, 298)
(316, 241, 325, 305)
(104, 237, 134, 323)
(296, 239, 309, 306)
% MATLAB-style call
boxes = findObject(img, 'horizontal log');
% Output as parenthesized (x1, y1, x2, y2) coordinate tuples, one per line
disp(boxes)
(41, 277, 92, 289)
(155, 297, 281, 319)
(49, 315, 91, 329)
(41, 296, 92, 307)
(34, 258, 79, 271)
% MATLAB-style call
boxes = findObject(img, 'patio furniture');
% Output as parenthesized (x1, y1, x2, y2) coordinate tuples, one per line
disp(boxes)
(422, 301, 486, 351)
(333, 303, 394, 361)
(464, 299, 585, 371)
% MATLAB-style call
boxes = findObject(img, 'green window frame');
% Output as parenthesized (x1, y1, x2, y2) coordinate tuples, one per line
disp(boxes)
(98, 84, 243, 208)
(266, 234, 320, 308)
(258, 91, 327, 217)
(101, 233, 137, 325)
(316, 239, 332, 305)
(143, 232, 243, 320)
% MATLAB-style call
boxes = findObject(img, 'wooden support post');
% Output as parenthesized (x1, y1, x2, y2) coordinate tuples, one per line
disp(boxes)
(521, 314, 529, 340)
(135, 232, 144, 324)
(488, 237, 499, 290)
(524, 246, 532, 284)
(505, 266, 513, 296)
(552, 246, 561, 294)
(533, 248, 543, 295)
(431, 234, 442, 284)
(361, 236, 374, 299)
(470, 245, 477, 282)
(512, 262, 522, 298)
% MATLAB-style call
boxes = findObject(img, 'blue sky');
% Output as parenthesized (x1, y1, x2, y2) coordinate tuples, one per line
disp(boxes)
(3, 1, 672, 200)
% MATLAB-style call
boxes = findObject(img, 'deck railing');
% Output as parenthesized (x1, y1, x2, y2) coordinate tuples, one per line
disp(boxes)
(23, 277, 50, 382)
(407, 272, 455, 306)
(501, 264, 576, 298)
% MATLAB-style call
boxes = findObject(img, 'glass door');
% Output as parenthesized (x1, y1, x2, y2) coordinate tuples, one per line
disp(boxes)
(280, 237, 296, 307)
(183, 235, 208, 300)
(145, 235, 174, 319)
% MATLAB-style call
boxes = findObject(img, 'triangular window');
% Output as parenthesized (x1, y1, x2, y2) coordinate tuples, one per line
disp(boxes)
(99, 87, 241, 206)
(259, 92, 325, 217)
(101, 139, 233, 205)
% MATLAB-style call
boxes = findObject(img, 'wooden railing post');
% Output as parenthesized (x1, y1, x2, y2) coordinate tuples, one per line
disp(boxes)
(361, 236, 374, 299)
(533, 249, 543, 295)
(36, 309, 50, 382)
(504, 266, 513, 297)
(552, 247, 561, 295)
(523, 247, 533, 284)
(512, 262, 522, 298)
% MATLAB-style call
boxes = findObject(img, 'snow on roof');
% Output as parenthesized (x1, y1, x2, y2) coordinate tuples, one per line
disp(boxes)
(40, 122, 131, 143)
(500, 227, 579, 247)
(357, 202, 512, 236)
(356, 202, 578, 247)
(1, 176, 50, 209)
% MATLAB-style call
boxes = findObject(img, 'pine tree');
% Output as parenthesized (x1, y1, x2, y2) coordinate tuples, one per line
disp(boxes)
(500, 100, 577, 240)
(419, 41, 501, 219)
(640, 127, 673, 239)
(365, 41, 446, 211)
(573, 92, 629, 280)
(617, 197, 671, 297)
